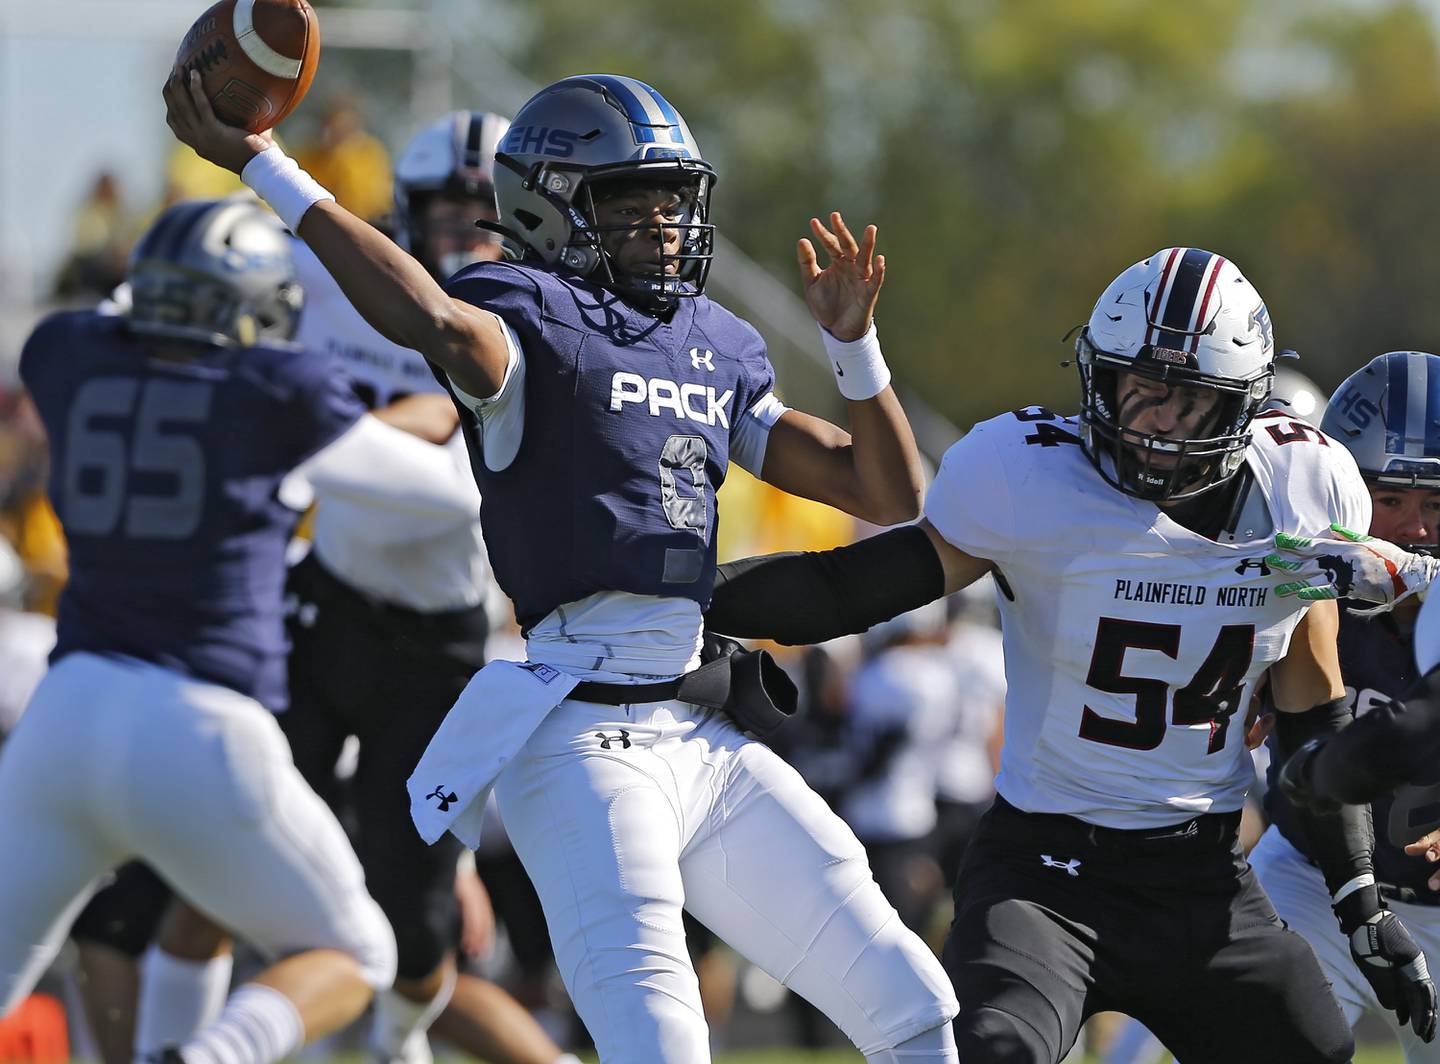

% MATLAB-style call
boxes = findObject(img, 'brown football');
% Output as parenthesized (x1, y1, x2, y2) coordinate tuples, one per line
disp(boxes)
(171, 0, 320, 133)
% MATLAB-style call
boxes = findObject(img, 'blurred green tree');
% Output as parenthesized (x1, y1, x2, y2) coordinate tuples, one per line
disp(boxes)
(452, 0, 1440, 426)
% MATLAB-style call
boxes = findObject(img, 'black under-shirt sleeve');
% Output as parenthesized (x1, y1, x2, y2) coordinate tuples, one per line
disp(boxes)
(705, 524, 945, 645)
(1310, 669, 1440, 805)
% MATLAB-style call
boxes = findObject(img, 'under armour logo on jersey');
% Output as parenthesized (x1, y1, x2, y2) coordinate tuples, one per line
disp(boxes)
(1040, 855, 1082, 877)
(595, 730, 632, 750)
(609, 372, 734, 428)
(426, 785, 459, 812)
(690, 347, 715, 372)
(1235, 557, 1272, 576)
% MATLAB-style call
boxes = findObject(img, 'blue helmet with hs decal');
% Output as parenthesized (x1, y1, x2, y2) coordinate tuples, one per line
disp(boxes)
(491, 74, 716, 311)
(1322, 351, 1440, 490)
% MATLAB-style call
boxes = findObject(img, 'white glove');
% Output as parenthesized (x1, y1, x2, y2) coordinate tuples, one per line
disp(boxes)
(1269, 524, 1440, 611)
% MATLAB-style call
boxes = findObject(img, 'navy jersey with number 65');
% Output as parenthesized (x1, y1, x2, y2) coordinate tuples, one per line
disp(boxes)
(443, 261, 776, 631)
(20, 311, 364, 710)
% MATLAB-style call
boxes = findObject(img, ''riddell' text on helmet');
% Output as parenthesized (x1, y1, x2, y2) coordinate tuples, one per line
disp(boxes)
(1076, 247, 1276, 502)
(126, 196, 302, 347)
(492, 74, 716, 312)
(1322, 351, 1440, 491)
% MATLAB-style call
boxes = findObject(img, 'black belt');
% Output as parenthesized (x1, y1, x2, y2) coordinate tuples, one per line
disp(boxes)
(290, 555, 489, 643)
(570, 643, 798, 741)
(990, 795, 1241, 854)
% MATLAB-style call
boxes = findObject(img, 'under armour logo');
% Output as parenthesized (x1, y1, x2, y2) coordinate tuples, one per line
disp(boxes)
(1235, 557, 1271, 576)
(426, 785, 458, 812)
(1040, 854, 1081, 877)
(595, 730, 632, 750)
(690, 347, 715, 372)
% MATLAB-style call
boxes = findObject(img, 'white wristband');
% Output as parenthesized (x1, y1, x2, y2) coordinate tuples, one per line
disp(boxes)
(820, 322, 891, 402)
(1332, 872, 1376, 907)
(241, 144, 334, 233)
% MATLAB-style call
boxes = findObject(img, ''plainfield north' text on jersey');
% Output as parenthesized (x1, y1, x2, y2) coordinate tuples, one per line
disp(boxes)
(924, 407, 1370, 829)
(440, 261, 779, 632)
(21, 311, 364, 710)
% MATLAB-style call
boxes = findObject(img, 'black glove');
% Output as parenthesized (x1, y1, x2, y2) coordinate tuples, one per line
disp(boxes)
(1278, 736, 1341, 815)
(1336, 889, 1438, 1042)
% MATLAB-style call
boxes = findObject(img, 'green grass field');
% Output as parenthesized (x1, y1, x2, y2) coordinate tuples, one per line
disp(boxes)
(641, 1049, 1411, 1064)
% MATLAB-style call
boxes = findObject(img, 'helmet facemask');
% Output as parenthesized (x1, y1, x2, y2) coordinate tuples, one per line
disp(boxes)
(1077, 330, 1272, 502)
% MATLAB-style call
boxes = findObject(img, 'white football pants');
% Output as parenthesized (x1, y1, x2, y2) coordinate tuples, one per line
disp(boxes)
(0, 652, 396, 1016)
(1250, 826, 1440, 1063)
(494, 696, 958, 1063)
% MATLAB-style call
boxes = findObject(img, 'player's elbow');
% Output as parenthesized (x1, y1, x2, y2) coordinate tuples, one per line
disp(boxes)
(857, 483, 923, 527)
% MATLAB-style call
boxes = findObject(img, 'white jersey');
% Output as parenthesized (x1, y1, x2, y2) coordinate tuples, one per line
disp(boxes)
(924, 407, 1371, 829)
(288, 240, 491, 613)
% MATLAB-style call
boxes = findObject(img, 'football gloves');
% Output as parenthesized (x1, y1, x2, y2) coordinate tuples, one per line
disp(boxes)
(1335, 889, 1438, 1042)
(1268, 524, 1440, 612)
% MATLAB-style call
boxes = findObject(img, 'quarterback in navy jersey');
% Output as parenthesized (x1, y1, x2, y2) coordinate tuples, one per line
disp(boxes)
(166, 72, 959, 1062)
(0, 199, 397, 1064)
(704, 250, 1439, 1061)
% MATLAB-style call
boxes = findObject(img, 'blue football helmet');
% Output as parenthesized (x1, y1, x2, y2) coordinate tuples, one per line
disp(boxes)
(492, 74, 716, 310)
(126, 196, 302, 347)
(1322, 351, 1440, 489)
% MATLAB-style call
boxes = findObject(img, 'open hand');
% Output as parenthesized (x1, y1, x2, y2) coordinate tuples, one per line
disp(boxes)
(163, 69, 272, 174)
(797, 212, 885, 342)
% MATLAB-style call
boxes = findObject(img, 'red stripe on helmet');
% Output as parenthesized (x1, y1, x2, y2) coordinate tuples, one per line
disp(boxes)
(1188, 255, 1227, 353)
(1145, 247, 1184, 347)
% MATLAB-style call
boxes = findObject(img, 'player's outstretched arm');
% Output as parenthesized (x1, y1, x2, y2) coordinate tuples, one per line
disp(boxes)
(1270, 603, 1439, 1043)
(161, 72, 508, 399)
(705, 519, 990, 644)
(760, 214, 923, 526)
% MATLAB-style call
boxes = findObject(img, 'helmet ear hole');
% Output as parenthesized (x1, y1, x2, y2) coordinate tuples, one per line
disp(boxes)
(513, 209, 544, 232)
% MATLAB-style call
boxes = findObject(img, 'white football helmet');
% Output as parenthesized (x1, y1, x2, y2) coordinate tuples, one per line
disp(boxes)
(393, 110, 510, 280)
(1263, 366, 1325, 424)
(492, 74, 716, 310)
(126, 196, 302, 347)
(1321, 351, 1440, 490)
(1076, 248, 1276, 501)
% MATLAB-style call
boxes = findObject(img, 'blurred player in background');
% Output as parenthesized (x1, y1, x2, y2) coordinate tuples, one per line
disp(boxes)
(0, 198, 398, 1064)
(1252, 351, 1440, 1063)
(164, 69, 961, 1063)
(705, 248, 1436, 1062)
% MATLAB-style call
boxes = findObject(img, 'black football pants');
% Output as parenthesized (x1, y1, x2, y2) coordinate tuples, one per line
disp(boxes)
(943, 796, 1354, 1064)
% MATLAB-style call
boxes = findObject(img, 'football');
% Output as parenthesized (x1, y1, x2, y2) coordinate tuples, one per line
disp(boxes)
(171, 0, 320, 133)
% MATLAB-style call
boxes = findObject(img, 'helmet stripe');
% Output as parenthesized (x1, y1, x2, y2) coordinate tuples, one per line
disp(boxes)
(1386, 351, 1410, 457)
(1188, 254, 1227, 353)
(140, 201, 214, 264)
(1155, 248, 1213, 347)
(638, 84, 686, 144)
(1425, 354, 1440, 457)
(587, 74, 685, 145)
(1144, 247, 1184, 346)
(1405, 351, 1431, 457)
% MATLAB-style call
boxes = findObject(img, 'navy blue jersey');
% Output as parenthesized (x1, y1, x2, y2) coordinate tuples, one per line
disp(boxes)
(21, 311, 363, 710)
(442, 261, 776, 630)
(1266, 607, 1440, 903)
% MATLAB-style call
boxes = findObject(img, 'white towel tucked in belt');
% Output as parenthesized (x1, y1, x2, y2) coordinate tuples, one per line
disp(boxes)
(408, 659, 579, 847)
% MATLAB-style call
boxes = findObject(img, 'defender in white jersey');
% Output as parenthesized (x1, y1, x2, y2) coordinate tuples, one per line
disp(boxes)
(707, 248, 1436, 1062)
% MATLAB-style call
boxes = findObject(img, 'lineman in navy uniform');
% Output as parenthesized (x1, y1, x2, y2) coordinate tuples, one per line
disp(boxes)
(1252, 351, 1440, 1063)
(0, 199, 397, 1064)
(702, 248, 1438, 1062)
(164, 72, 959, 1063)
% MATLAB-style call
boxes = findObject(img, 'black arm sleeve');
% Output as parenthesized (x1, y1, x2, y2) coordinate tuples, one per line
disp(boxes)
(705, 524, 946, 645)
(1310, 668, 1440, 805)
(1275, 698, 1377, 919)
